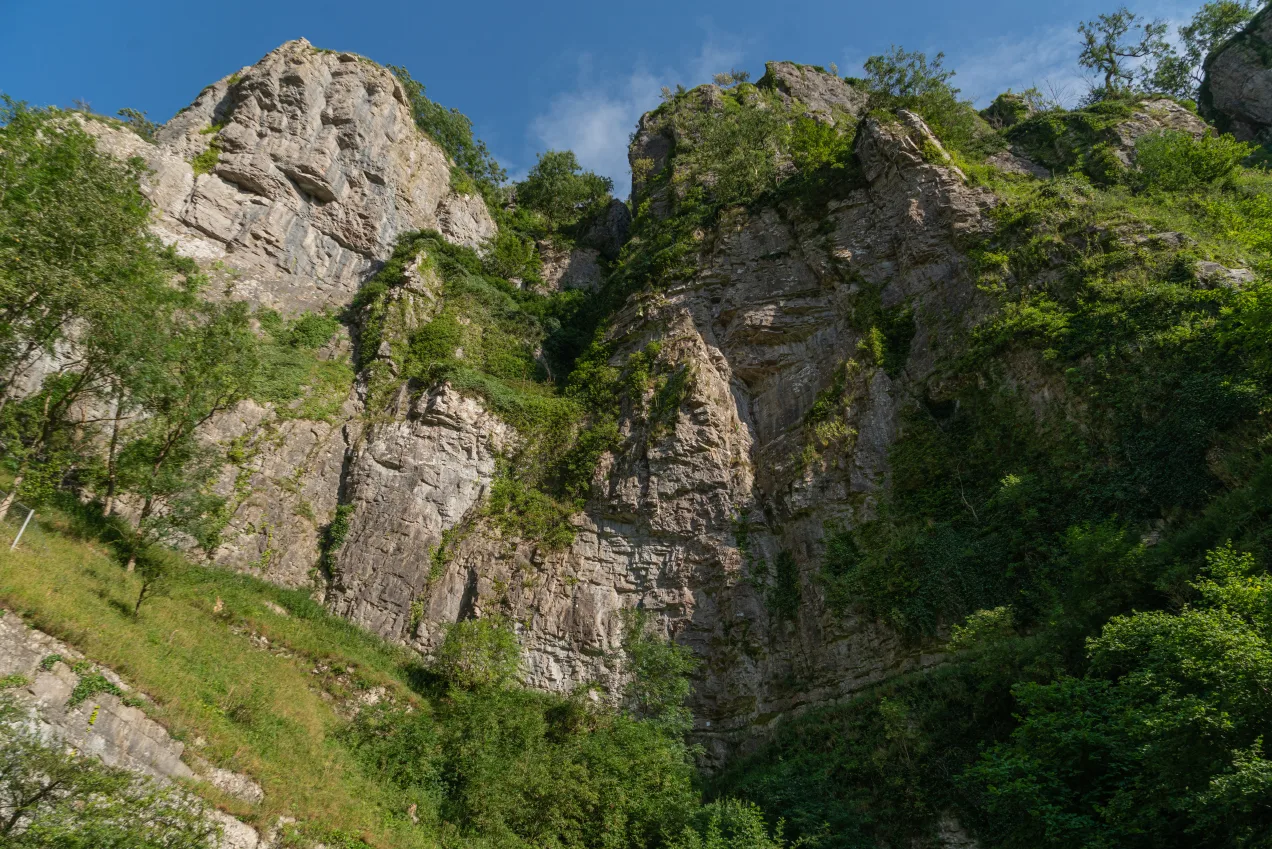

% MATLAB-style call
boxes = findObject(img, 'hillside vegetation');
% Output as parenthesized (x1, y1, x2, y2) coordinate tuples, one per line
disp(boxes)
(3, 1, 1272, 848)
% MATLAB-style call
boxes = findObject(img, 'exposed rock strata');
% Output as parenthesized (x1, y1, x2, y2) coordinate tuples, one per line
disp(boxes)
(0, 612, 265, 848)
(81, 38, 495, 315)
(324, 111, 993, 760)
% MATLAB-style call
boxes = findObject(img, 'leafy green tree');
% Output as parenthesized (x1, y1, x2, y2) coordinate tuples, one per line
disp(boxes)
(387, 66, 506, 191)
(0, 693, 218, 847)
(432, 615, 521, 690)
(114, 300, 260, 569)
(1077, 7, 1170, 97)
(667, 800, 792, 849)
(861, 47, 993, 155)
(1147, 1, 1258, 99)
(621, 611, 699, 736)
(115, 107, 158, 143)
(1133, 129, 1253, 191)
(0, 100, 192, 520)
(515, 150, 613, 230)
(964, 545, 1272, 848)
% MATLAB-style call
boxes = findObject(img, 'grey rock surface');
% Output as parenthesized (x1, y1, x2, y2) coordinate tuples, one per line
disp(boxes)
(0, 611, 264, 848)
(1202, 6, 1272, 141)
(1109, 98, 1212, 164)
(82, 38, 495, 315)
(325, 111, 992, 761)
(760, 61, 869, 126)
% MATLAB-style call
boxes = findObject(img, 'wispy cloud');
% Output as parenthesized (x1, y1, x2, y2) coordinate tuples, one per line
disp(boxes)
(529, 36, 744, 195)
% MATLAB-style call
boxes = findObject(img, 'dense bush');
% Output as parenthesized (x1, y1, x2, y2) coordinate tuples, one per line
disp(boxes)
(964, 545, 1272, 848)
(516, 150, 613, 230)
(1133, 129, 1253, 191)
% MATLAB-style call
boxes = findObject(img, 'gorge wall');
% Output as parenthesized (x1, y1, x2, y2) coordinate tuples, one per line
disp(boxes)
(78, 42, 1236, 763)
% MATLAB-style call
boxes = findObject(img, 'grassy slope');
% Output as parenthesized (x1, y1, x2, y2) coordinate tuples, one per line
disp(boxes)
(0, 505, 430, 848)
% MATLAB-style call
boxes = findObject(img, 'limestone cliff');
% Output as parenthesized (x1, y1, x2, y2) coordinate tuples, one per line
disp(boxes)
(1202, 4, 1272, 143)
(69, 49, 1237, 763)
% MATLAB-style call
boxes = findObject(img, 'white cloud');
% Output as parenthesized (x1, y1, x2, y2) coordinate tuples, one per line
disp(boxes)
(529, 36, 745, 195)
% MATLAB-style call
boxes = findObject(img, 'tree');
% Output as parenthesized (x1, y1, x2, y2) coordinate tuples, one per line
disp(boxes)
(1146, 1, 1258, 99)
(0, 693, 218, 847)
(1078, 8, 1170, 97)
(0, 100, 192, 520)
(863, 46, 958, 102)
(712, 69, 751, 87)
(515, 150, 613, 230)
(964, 545, 1272, 848)
(114, 300, 260, 569)
(387, 66, 506, 191)
(433, 615, 521, 690)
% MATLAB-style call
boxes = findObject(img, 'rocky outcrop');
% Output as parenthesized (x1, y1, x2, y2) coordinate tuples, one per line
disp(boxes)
(1108, 98, 1211, 163)
(81, 38, 495, 315)
(325, 110, 993, 760)
(759, 61, 869, 126)
(0, 612, 265, 848)
(1202, 5, 1272, 142)
(328, 384, 515, 639)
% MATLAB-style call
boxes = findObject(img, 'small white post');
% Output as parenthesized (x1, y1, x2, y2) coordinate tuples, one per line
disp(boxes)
(10, 507, 33, 551)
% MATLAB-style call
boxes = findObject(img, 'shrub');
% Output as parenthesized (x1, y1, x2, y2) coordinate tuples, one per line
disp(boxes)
(668, 799, 790, 849)
(433, 615, 521, 689)
(1134, 130, 1254, 192)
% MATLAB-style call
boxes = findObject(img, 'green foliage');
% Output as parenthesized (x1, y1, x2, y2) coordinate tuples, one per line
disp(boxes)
(1077, 7, 1170, 97)
(621, 612, 699, 736)
(190, 137, 221, 175)
(667, 799, 791, 849)
(355, 230, 624, 549)
(115, 107, 158, 142)
(1133, 129, 1254, 191)
(0, 691, 218, 847)
(433, 615, 521, 690)
(964, 545, 1272, 848)
(861, 47, 1002, 158)
(388, 65, 506, 193)
(1151, 1, 1258, 100)
(67, 671, 123, 707)
(516, 150, 613, 229)
(321, 504, 356, 562)
(1005, 99, 1139, 181)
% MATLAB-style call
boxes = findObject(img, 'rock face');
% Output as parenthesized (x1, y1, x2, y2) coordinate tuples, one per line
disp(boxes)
(324, 108, 993, 760)
(0, 611, 265, 848)
(1109, 98, 1211, 163)
(82, 38, 495, 314)
(1202, 6, 1272, 142)
(760, 61, 869, 126)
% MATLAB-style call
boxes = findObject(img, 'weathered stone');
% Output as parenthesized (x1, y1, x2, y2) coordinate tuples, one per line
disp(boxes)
(1202, 6, 1272, 141)
(539, 242, 605, 292)
(81, 38, 495, 315)
(0, 612, 263, 848)
(759, 61, 869, 126)
(336, 111, 996, 764)
(577, 198, 632, 260)
(1108, 98, 1211, 165)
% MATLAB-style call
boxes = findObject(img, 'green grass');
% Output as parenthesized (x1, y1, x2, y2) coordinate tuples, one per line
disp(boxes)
(0, 504, 430, 848)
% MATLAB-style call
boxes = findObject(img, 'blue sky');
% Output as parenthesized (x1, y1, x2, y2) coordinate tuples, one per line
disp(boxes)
(1, 0, 1197, 190)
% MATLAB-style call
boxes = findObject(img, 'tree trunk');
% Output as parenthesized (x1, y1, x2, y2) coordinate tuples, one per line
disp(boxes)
(0, 470, 24, 522)
(103, 396, 124, 517)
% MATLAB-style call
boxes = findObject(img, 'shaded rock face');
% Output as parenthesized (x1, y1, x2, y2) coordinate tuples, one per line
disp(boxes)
(327, 113, 993, 760)
(82, 38, 495, 315)
(328, 384, 515, 640)
(73, 40, 500, 590)
(1202, 6, 1272, 142)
